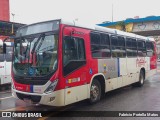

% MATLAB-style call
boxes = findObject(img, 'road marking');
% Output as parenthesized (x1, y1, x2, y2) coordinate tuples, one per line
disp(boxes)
(0, 96, 13, 100)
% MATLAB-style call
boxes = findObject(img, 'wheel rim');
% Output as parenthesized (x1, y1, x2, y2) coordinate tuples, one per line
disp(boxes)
(90, 84, 99, 101)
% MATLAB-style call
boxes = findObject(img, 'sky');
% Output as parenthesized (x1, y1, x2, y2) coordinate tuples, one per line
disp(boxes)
(10, 0, 160, 25)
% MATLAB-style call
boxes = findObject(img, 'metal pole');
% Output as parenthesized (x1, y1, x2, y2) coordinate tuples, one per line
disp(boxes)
(112, 4, 113, 22)
(11, 13, 15, 34)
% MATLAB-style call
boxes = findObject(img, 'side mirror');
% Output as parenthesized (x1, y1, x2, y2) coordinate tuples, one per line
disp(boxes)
(3, 43, 6, 54)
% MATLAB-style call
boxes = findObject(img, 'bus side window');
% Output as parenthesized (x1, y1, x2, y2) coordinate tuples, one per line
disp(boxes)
(111, 35, 118, 57)
(90, 32, 101, 58)
(132, 39, 137, 56)
(126, 38, 132, 57)
(117, 36, 126, 57)
(5, 46, 13, 62)
(138, 40, 146, 57)
(90, 32, 111, 58)
(0, 46, 3, 54)
(126, 38, 137, 57)
(111, 35, 126, 58)
(0, 46, 5, 62)
(146, 41, 154, 57)
(100, 33, 111, 57)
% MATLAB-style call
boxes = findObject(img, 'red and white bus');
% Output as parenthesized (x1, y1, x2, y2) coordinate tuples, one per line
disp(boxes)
(3, 19, 157, 106)
(0, 36, 13, 86)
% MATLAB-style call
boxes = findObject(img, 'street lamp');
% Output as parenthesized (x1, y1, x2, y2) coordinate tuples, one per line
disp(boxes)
(11, 13, 15, 34)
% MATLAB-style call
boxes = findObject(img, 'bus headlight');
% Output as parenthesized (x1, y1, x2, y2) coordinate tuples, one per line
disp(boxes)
(44, 79, 58, 94)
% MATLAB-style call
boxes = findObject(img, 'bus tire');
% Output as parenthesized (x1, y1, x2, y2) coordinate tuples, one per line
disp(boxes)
(135, 70, 145, 87)
(89, 79, 101, 104)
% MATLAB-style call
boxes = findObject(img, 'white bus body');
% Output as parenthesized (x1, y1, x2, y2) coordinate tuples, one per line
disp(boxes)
(0, 41, 13, 85)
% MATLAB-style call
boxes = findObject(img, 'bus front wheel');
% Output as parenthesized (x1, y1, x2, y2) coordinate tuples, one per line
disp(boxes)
(89, 79, 101, 104)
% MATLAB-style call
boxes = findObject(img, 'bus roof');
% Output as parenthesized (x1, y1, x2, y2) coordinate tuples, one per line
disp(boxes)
(61, 19, 155, 42)
(17, 19, 155, 42)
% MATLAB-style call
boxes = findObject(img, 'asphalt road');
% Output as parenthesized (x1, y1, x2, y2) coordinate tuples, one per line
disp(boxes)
(1, 62, 160, 120)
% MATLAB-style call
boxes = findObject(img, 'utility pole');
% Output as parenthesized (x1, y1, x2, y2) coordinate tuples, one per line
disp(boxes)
(112, 4, 113, 22)
(11, 13, 15, 34)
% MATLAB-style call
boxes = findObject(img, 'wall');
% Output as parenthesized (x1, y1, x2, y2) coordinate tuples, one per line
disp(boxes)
(0, 0, 10, 21)
(132, 21, 160, 32)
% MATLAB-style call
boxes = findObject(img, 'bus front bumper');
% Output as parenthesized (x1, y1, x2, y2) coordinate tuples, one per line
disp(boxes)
(12, 88, 65, 106)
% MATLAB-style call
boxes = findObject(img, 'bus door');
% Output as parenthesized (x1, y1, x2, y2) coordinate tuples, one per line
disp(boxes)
(62, 26, 89, 105)
(0, 45, 5, 85)
(4, 43, 13, 84)
(126, 38, 138, 84)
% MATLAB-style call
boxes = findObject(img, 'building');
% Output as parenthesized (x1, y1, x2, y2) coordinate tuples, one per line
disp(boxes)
(0, 0, 10, 21)
(0, 20, 25, 37)
(0, 0, 24, 38)
(98, 16, 160, 44)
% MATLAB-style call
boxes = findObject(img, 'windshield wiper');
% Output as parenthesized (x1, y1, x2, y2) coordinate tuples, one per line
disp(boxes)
(35, 35, 45, 52)
(31, 34, 45, 66)
(31, 34, 45, 54)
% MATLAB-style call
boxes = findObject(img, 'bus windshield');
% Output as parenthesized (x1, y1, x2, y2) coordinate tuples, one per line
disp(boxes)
(13, 33, 58, 77)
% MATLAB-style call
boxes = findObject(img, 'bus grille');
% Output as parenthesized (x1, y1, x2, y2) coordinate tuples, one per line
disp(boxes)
(16, 93, 41, 103)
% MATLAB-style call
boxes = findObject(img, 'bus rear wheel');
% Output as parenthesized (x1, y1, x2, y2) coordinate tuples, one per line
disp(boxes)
(89, 79, 101, 104)
(134, 70, 145, 87)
